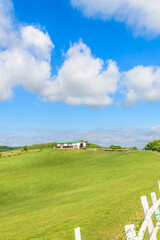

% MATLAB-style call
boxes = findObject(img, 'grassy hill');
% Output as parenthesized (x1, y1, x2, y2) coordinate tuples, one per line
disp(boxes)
(0, 149, 160, 239)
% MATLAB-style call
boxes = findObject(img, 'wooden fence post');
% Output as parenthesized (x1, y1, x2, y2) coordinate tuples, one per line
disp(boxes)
(125, 225, 137, 240)
(74, 227, 81, 240)
(141, 196, 154, 235)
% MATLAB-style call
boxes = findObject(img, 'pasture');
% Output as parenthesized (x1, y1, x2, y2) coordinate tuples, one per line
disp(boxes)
(0, 149, 160, 239)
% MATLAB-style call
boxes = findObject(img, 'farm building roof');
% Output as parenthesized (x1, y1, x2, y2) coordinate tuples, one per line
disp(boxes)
(57, 140, 84, 144)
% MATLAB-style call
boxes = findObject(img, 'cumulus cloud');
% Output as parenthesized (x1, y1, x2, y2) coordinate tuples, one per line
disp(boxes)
(42, 41, 119, 108)
(0, 46, 53, 100)
(0, 0, 54, 100)
(123, 65, 160, 107)
(21, 26, 54, 60)
(71, 0, 160, 37)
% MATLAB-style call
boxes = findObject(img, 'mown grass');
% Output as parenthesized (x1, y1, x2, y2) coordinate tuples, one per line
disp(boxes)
(0, 149, 160, 239)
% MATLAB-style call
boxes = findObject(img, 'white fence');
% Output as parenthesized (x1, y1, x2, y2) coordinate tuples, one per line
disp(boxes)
(75, 228, 82, 240)
(125, 181, 160, 240)
(74, 181, 160, 240)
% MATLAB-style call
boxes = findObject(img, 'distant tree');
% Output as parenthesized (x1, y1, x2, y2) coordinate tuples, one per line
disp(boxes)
(109, 145, 122, 149)
(145, 140, 160, 152)
(23, 146, 28, 151)
(129, 146, 137, 150)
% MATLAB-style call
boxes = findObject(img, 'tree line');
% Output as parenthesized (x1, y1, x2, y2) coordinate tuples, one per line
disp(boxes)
(0, 146, 20, 152)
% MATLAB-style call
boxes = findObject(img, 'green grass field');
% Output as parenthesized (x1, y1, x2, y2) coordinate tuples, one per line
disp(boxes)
(0, 149, 160, 240)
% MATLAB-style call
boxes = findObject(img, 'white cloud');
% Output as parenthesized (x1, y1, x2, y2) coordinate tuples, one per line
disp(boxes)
(123, 65, 160, 107)
(0, 46, 52, 100)
(42, 41, 119, 108)
(71, 0, 160, 37)
(0, 0, 54, 100)
(21, 26, 54, 60)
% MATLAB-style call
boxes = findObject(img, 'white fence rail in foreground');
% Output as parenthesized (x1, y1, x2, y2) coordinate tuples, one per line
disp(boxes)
(74, 181, 160, 240)
(125, 181, 160, 240)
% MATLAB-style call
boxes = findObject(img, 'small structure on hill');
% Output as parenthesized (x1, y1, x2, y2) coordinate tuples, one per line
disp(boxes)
(57, 140, 86, 149)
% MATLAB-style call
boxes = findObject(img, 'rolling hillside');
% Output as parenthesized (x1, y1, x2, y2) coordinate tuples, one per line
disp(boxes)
(0, 149, 160, 239)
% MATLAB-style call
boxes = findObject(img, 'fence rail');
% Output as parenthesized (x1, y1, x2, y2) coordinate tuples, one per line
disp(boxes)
(125, 181, 160, 240)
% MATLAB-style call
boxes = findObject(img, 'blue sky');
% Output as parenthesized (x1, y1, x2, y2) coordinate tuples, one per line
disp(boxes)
(1, 0, 160, 147)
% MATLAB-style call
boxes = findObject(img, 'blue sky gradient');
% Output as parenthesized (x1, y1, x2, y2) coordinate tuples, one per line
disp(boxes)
(1, 0, 160, 147)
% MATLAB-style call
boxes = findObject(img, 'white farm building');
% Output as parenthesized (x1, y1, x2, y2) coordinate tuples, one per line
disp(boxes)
(57, 140, 86, 149)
